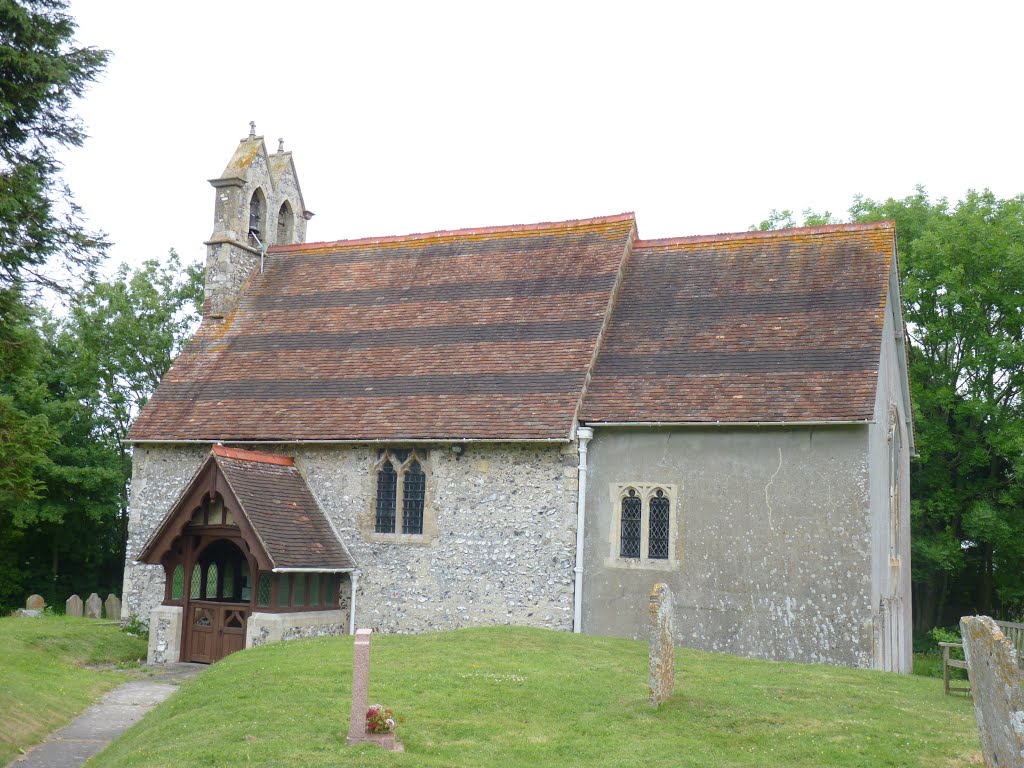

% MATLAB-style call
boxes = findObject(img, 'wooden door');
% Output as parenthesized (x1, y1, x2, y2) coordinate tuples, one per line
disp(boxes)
(221, 607, 248, 657)
(186, 602, 249, 662)
(188, 603, 217, 663)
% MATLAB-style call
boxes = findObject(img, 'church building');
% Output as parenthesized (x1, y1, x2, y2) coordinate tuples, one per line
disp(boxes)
(123, 127, 913, 672)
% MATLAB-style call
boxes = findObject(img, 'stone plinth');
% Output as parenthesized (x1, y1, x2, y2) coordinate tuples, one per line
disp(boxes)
(147, 605, 183, 664)
(85, 593, 102, 619)
(648, 582, 675, 707)
(105, 594, 121, 621)
(66, 594, 83, 617)
(961, 616, 1024, 768)
(26, 594, 45, 610)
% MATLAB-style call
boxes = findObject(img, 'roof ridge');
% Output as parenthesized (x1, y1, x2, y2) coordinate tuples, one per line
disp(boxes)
(268, 212, 637, 253)
(212, 444, 294, 466)
(635, 220, 895, 249)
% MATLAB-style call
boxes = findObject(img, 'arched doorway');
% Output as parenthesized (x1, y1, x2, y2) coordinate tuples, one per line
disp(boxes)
(184, 537, 253, 663)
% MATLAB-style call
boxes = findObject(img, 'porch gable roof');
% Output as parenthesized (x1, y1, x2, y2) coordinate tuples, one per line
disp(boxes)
(138, 446, 354, 572)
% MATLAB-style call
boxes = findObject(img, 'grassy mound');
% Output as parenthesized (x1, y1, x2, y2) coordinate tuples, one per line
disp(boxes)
(0, 615, 148, 764)
(92, 626, 978, 767)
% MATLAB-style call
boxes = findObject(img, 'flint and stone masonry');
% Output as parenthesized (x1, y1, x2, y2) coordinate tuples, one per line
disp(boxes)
(961, 616, 1024, 768)
(122, 442, 578, 635)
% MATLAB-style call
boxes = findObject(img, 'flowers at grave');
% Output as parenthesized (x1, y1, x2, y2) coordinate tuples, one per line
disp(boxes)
(366, 704, 396, 733)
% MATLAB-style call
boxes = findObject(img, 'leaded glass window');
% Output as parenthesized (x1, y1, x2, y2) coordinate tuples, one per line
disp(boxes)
(620, 490, 642, 558)
(171, 564, 184, 600)
(205, 562, 219, 599)
(310, 572, 320, 605)
(257, 573, 272, 606)
(277, 574, 290, 608)
(403, 460, 426, 534)
(190, 563, 201, 598)
(222, 565, 234, 600)
(240, 564, 252, 601)
(649, 490, 670, 559)
(375, 461, 397, 533)
(294, 574, 305, 606)
(325, 575, 337, 605)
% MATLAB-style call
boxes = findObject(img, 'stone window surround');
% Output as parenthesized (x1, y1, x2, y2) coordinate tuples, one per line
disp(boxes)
(606, 482, 680, 571)
(362, 448, 436, 545)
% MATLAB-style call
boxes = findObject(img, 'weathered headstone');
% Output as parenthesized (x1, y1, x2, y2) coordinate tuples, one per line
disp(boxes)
(961, 615, 1024, 768)
(85, 593, 102, 619)
(648, 582, 676, 707)
(105, 594, 121, 621)
(26, 594, 45, 611)
(66, 594, 83, 617)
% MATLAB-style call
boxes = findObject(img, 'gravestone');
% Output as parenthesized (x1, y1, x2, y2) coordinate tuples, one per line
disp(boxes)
(648, 582, 675, 707)
(346, 628, 402, 751)
(85, 593, 102, 619)
(960, 615, 1024, 768)
(66, 594, 83, 617)
(105, 594, 121, 621)
(26, 594, 45, 611)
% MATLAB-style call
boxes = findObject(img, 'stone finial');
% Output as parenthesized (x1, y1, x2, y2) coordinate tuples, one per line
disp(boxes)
(249, 121, 256, 138)
(66, 594, 83, 617)
(961, 616, 1024, 767)
(26, 594, 45, 610)
(277, 138, 284, 153)
(105, 594, 122, 621)
(85, 593, 102, 619)
(648, 583, 676, 707)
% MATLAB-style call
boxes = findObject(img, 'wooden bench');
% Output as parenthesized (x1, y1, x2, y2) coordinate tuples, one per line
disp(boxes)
(941, 619, 1024, 695)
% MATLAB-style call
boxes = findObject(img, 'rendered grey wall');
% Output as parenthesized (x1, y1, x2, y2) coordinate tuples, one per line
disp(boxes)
(582, 426, 874, 667)
(866, 269, 914, 672)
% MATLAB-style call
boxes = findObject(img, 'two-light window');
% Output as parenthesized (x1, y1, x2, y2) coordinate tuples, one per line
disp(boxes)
(609, 483, 678, 569)
(374, 449, 427, 536)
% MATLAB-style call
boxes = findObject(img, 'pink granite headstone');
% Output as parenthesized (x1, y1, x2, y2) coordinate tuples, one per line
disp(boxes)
(347, 629, 372, 743)
(345, 628, 402, 751)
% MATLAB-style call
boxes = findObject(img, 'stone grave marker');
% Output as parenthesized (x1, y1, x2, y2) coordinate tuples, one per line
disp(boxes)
(26, 594, 45, 610)
(66, 594, 83, 617)
(85, 593, 102, 619)
(105, 594, 121, 621)
(960, 615, 1024, 768)
(346, 628, 402, 751)
(648, 582, 676, 707)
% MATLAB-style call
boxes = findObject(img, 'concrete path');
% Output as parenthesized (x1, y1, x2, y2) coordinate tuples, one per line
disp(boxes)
(7, 664, 206, 768)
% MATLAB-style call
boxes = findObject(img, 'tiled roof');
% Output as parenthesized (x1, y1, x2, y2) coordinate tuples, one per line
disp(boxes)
(128, 215, 635, 442)
(580, 222, 895, 423)
(212, 446, 354, 570)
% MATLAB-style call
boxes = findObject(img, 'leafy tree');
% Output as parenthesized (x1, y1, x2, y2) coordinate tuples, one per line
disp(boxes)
(62, 251, 204, 530)
(0, 254, 203, 610)
(851, 189, 1024, 628)
(0, 0, 109, 297)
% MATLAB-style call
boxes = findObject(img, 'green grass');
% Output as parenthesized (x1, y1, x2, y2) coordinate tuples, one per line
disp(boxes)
(0, 615, 148, 764)
(91, 627, 979, 768)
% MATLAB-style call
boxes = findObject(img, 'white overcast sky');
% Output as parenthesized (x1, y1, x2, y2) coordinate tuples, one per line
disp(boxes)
(63, 1, 1024, 274)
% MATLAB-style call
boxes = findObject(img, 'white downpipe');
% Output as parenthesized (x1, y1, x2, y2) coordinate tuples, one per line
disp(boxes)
(573, 427, 594, 634)
(348, 570, 359, 635)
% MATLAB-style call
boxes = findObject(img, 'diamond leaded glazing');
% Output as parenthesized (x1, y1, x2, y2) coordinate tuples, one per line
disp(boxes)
(375, 461, 397, 533)
(649, 490, 670, 559)
(403, 460, 426, 534)
(620, 490, 641, 558)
